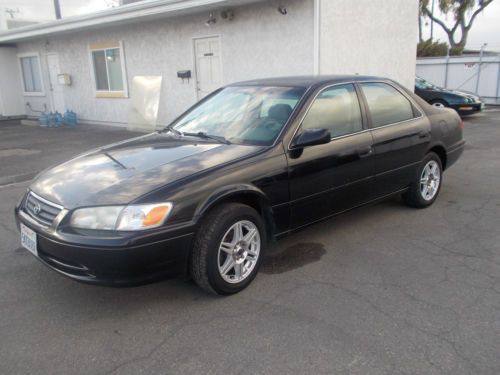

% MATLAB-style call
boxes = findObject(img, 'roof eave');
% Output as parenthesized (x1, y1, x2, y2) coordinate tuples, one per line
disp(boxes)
(0, 0, 264, 43)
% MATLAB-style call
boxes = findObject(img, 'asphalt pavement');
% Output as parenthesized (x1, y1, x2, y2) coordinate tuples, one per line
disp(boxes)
(0, 111, 499, 374)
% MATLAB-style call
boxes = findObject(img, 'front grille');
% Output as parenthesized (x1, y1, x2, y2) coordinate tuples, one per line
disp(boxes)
(24, 192, 62, 226)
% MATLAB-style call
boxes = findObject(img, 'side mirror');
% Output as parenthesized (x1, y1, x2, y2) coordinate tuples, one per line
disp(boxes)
(292, 128, 331, 148)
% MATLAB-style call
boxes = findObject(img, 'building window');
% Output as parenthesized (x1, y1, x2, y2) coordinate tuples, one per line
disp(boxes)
(89, 42, 127, 98)
(18, 54, 44, 95)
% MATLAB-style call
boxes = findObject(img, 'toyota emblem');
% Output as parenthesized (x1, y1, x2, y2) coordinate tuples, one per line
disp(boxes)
(33, 204, 42, 215)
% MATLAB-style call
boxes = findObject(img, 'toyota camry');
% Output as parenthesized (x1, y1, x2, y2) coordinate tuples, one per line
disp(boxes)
(15, 76, 465, 295)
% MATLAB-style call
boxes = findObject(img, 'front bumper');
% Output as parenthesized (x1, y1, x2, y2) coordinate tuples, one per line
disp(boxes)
(450, 102, 483, 115)
(15, 205, 195, 286)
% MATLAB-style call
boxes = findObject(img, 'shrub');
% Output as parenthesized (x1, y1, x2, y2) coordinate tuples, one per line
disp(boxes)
(417, 39, 449, 57)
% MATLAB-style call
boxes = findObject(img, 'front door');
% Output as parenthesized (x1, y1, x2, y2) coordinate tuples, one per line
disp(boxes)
(194, 36, 222, 100)
(46, 54, 65, 113)
(287, 83, 375, 229)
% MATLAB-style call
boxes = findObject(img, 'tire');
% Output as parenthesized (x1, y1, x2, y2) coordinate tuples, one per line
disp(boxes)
(430, 99, 448, 108)
(190, 203, 266, 295)
(402, 152, 443, 208)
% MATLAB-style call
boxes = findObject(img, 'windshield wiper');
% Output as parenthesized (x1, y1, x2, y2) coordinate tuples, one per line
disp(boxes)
(182, 131, 231, 145)
(160, 125, 182, 136)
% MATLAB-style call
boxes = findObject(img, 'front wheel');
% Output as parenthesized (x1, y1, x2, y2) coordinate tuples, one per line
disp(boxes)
(190, 203, 266, 295)
(402, 152, 443, 208)
(430, 99, 448, 108)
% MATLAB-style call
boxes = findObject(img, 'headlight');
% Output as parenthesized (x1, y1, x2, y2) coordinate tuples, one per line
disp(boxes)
(116, 203, 173, 230)
(70, 203, 173, 231)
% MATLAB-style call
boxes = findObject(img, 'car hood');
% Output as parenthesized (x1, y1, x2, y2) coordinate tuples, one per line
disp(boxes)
(424, 86, 479, 100)
(30, 133, 264, 209)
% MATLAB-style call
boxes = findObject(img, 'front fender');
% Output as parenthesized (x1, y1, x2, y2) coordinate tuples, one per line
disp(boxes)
(193, 184, 270, 221)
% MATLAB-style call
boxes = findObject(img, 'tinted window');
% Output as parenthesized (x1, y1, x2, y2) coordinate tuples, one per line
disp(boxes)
(361, 83, 414, 128)
(302, 84, 363, 138)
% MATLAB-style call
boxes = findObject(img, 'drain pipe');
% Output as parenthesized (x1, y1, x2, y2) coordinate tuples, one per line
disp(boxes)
(26, 102, 47, 114)
(313, 0, 320, 75)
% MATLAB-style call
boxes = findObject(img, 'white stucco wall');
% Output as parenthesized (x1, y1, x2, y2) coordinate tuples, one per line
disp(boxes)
(319, 0, 418, 90)
(12, 0, 419, 126)
(16, 0, 314, 126)
(0, 47, 24, 116)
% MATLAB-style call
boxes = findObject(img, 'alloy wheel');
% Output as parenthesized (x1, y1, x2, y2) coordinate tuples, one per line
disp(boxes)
(420, 160, 441, 201)
(217, 220, 261, 284)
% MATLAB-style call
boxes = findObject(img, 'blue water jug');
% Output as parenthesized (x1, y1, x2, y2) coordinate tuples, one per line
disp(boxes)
(39, 112, 50, 127)
(54, 111, 63, 127)
(63, 110, 77, 127)
(47, 112, 55, 128)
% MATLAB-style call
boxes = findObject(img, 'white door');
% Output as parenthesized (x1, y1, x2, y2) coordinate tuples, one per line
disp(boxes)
(194, 36, 222, 100)
(46, 54, 65, 113)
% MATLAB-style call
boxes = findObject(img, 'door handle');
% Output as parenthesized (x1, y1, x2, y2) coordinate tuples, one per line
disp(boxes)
(419, 131, 430, 139)
(357, 146, 373, 158)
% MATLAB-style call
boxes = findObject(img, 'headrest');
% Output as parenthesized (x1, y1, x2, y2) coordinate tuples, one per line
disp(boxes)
(268, 103, 293, 123)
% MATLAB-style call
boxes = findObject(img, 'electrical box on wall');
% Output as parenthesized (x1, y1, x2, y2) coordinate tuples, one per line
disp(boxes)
(57, 73, 72, 86)
(177, 70, 191, 79)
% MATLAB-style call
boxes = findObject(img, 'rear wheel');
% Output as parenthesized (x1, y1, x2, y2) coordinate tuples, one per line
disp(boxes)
(190, 203, 265, 295)
(403, 152, 443, 208)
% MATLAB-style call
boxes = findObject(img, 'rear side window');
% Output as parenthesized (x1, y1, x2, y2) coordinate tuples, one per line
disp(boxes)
(302, 84, 363, 138)
(360, 83, 415, 128)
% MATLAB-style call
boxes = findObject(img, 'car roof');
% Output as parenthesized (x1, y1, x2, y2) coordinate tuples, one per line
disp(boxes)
(228, 75, 390, 89)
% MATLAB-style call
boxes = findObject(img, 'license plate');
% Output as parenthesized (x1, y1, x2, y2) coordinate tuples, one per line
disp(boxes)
(21, 223, 38, 257)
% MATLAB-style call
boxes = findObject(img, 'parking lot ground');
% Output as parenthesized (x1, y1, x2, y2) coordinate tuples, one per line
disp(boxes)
(1, 111, 499, 374)
(0, 121, 140, 185)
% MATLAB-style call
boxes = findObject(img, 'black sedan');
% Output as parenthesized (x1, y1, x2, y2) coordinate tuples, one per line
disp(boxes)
(415, 76, 483, 115)
(15, 76, 465, 294)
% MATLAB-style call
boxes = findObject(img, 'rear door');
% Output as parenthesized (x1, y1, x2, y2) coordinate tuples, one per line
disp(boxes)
(358, 82, 431, 197)
(287, 83, 375, 228)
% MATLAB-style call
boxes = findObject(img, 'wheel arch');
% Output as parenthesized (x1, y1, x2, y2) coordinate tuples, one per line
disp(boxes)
(194, 184, 276, 242)
(430, 98, 449, 107)
(428, 144, 447, 170)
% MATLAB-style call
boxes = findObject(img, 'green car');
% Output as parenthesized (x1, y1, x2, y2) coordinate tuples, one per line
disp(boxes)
(415, 76, 484, 116)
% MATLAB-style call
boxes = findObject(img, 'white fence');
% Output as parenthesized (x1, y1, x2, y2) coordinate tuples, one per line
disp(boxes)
(416, 54, 500, 104)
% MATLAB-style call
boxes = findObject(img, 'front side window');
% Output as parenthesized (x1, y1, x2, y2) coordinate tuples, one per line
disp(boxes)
(90, 43, 126, 96)
(19, 55, 43, 94)
(301, 84, 363, 138)
(361, 82, 415, 128)
(172, 86, 306, 145)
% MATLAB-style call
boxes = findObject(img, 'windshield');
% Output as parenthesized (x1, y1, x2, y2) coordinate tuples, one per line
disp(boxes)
(171, 86, 306, 146)
(415, 77, 436, 90)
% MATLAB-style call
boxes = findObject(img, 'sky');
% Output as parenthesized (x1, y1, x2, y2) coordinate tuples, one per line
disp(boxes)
(1, 0, 500, 51)
(420, 0, 500, 51)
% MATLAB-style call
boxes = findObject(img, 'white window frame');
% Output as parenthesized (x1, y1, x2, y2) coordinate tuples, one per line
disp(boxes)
(17, 52, 45, 97)
(88, 40, 128, 98)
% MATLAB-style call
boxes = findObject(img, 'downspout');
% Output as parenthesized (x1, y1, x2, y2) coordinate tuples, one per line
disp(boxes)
(496, 58, 500, 104)
(313, 0, 320, 75)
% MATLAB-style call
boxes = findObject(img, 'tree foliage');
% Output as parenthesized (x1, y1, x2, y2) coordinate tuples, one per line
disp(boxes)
(419, 0, 494, 53)
(417, 39, 449, 57)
